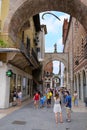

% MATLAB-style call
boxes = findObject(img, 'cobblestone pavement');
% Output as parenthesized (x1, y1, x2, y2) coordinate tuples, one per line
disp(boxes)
(0, 100, 87, 130)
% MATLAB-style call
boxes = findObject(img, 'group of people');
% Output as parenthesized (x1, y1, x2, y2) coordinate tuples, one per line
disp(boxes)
(13, 88, 22, 106)
(33, 87, 78, 125)
(33, 88, 53, 109)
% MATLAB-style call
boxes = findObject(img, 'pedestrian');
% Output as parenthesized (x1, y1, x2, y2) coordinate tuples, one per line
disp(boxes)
(13, 88, 18, 106)
(53, 92, 63, 124)
(73, 91, 78, 106)
(40, 93, 47, 108)
(33, 91, 40, 109)
(65, 91, 72, 122)
(46, 88, 52, 108)
(17, 89, 22, 106)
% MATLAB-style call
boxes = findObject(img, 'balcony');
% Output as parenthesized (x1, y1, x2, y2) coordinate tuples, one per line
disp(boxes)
(20, 42, 40, 69)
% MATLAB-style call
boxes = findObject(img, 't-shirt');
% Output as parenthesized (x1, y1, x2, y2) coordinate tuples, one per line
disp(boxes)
(65, 95, 72, 108)
(34, 93, 40, 100)
(47, 92, 52, 99)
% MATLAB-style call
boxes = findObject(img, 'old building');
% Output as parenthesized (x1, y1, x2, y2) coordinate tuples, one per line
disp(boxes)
(44, 61, 53, 88)
(63, 17, 87, 102)
(0, 1, 47, 108)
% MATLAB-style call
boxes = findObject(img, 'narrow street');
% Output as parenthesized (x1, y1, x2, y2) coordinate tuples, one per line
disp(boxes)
(0, 101, 87, 130)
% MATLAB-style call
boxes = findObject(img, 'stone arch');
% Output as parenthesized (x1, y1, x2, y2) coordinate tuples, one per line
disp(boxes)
(43, 53, 68, 72)
(3, 0, 87, 41)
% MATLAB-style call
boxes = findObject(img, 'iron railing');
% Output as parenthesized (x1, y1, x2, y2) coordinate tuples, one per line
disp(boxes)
(20, 42, 39, 67)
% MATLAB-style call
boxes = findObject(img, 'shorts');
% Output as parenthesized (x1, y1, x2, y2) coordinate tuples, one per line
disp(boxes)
(66, 107, 71, 113)
(13, 97, 16, 101)
(47, 99, 51, 104)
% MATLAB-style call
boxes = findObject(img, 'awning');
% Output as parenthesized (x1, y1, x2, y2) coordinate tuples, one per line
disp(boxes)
(0, 48, 34, 70)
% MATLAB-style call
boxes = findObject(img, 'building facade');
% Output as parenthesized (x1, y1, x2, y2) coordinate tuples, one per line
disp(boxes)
(44, 62, 53, 88)
(63, 17, 87, 102)
(0, 1, 46, 108)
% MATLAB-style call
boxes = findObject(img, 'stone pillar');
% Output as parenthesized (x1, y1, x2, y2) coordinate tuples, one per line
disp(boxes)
(66, 72, 70, 90)
(85, 71, 87, 97)
(0, 63, 10, 108)
(81, 71, 84, 101)
(77, 75, 79, 99)
(74, 76, 75, 91)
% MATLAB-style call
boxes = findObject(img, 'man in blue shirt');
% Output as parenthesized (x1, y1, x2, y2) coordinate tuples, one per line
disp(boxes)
(65, 91, 72, 122)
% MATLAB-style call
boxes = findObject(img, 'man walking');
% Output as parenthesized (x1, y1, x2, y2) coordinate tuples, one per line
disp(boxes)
(65, 91, 72, 122)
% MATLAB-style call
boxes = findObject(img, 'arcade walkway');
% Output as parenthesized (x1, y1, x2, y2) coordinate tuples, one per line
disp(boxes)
(0, 100, 87, 130)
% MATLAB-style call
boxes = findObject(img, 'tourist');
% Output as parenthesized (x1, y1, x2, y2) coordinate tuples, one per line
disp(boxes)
(33, 91, 40, 109)
(46, 88, 52, 108)
(17, 89, 22, 106)
(73, 91, 78, 106)
(65, 91, 72, 122)
(53, 92, 63, 124)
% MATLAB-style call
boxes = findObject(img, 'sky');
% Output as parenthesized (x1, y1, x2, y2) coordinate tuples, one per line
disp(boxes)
(40, 11, 70, 74)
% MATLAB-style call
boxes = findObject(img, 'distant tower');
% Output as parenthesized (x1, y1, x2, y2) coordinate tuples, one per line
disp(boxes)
(54, 43, 57, 53)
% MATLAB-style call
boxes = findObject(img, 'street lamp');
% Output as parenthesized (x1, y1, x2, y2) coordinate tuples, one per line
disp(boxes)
(42, 12, 61, 21)
(42, 11, 61, 53)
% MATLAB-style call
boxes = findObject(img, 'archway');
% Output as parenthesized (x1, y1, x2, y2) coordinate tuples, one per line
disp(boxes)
(42, 53, 70, 89)
(3, 0, 87, 42)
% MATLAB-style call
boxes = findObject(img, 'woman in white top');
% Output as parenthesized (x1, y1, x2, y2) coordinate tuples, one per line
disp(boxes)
(17, 89, 22, 106)
(53, 92, 63, 124)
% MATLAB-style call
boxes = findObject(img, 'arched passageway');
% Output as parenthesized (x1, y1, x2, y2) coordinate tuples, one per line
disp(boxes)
(42, 52, 70, 88)
(3, 0, 87, 41)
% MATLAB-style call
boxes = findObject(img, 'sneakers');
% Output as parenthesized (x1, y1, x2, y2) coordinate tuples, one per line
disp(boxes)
(66, 119, 71, 122)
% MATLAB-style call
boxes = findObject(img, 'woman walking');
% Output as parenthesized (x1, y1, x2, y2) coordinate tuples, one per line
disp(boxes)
(53, 92, 63, 124)
(73, 91, 78, 107)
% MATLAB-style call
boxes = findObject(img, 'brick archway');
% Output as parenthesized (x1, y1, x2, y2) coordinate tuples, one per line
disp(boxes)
(3, 0, 87, 41)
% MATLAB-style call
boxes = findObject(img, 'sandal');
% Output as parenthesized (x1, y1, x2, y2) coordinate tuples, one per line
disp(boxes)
(60, 121, 63, 123)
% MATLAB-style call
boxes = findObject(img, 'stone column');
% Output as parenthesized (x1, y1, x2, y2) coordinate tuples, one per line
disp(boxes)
(81, 71, 84, 101)
(85, 71, 87, 97)
(77, 74, 79, 99)
(66, 71, 70, 90)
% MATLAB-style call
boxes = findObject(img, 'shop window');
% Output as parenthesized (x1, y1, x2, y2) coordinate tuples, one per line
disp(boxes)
(17, 75, 21, 91)
(30, 79, 33, 97)
(9, 73, 16, 103)
(27, 79, 30, 95)
(22, 77, 27, 97)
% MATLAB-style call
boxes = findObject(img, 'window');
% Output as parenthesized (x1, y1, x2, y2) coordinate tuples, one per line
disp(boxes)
(9, 73, 16, 102)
